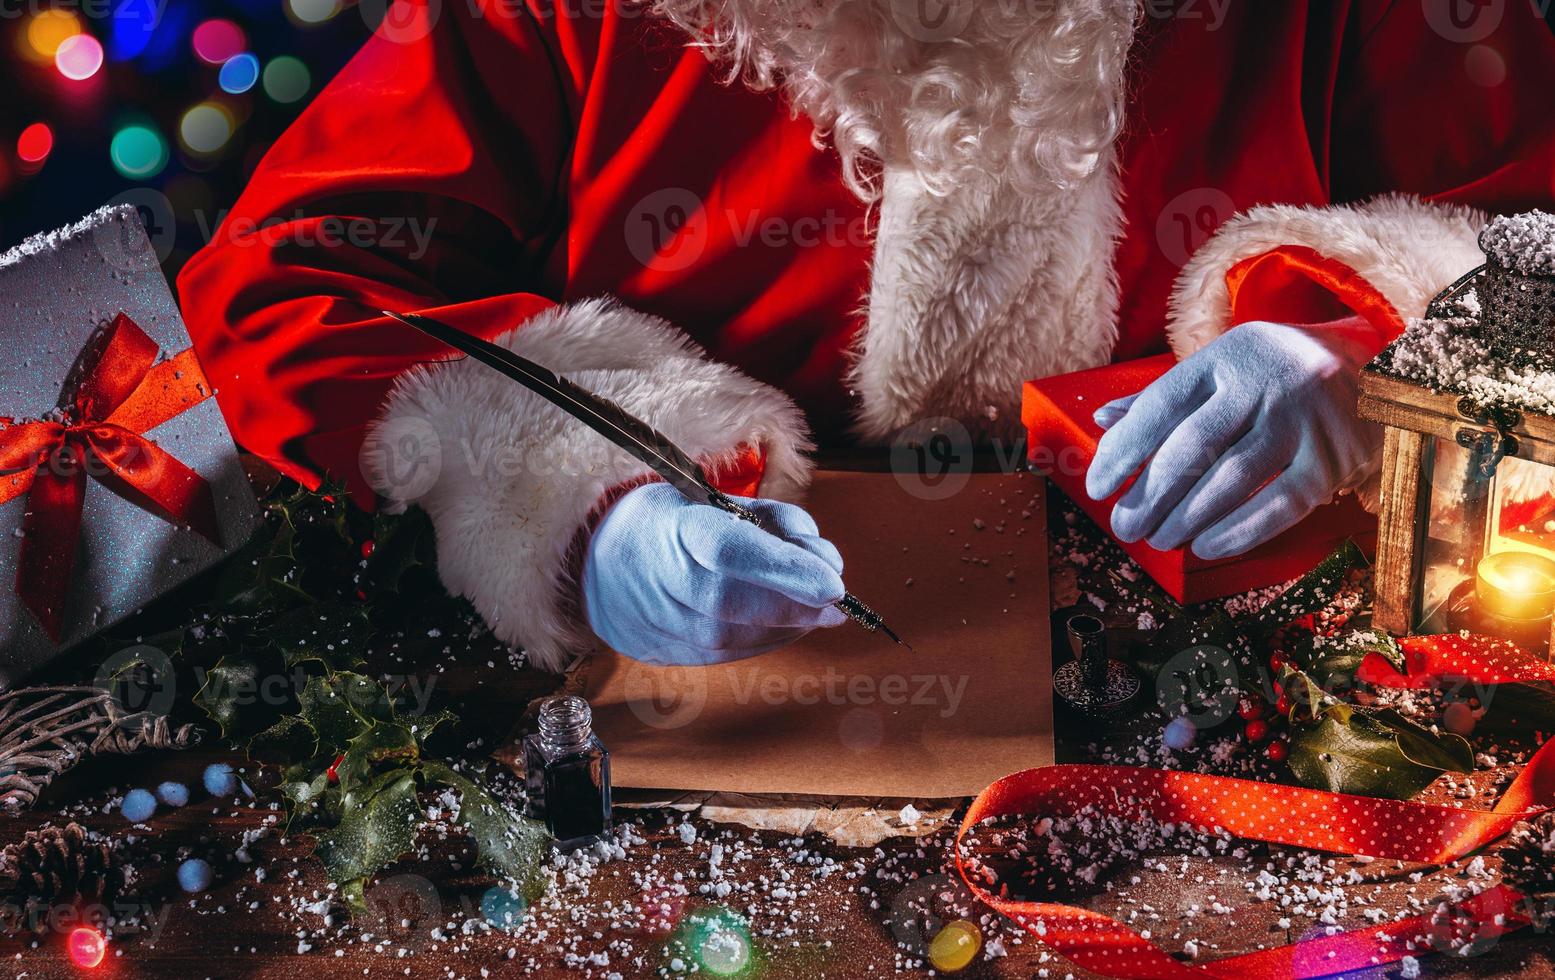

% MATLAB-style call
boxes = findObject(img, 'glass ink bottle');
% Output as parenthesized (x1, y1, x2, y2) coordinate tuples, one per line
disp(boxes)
(523, 696, 612, 851)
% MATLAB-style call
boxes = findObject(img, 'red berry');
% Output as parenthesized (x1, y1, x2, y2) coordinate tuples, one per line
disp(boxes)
(1265, 738, 1289, 763)
(1274, 693, 1292, 715)
(361, 539, 376, 559)
(355, 588, 368, 602)
(1245, 719, 1270, 743)
(1268, 652, 1287, 673)
(1237, 699, 1264, 721)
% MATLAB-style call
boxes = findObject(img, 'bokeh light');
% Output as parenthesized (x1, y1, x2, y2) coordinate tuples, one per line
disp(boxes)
(111, 124, 170, 179)
(179, 102, 235, 156)
(288, 0, 341, 25)
(23, 10, 82, 64)
(219, 53, 261, 94)
(927, 919, 982, 973)
(55, 33, 105, 81)
(129, 0, 194, 71)
(107, 0, 161, 61)
(17, 124, 54, 166)
(262, 56, 311, 104)
(480, 886, 528, 930)
(67, 927, 106, 968)
(667, 907, 757, 978)
(191, 19, 246, 65)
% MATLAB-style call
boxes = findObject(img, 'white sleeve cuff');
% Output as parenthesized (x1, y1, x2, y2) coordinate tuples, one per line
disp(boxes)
(1166, 193, 1488, 358)
(359, 298, 814, 671)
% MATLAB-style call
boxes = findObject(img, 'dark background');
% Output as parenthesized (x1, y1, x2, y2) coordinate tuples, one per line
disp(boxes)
(1, 0, 377, 275)
(6, 2, 1555, 282)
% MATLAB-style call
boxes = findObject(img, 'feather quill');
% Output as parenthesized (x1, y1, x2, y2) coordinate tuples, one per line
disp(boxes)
(382, 311, 907, 647)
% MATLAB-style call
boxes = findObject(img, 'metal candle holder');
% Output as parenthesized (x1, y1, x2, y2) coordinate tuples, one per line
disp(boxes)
(1053, 614, 1141, 721)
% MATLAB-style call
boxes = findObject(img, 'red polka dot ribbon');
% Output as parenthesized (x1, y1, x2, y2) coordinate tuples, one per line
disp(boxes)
(957, 633, 1555, 979)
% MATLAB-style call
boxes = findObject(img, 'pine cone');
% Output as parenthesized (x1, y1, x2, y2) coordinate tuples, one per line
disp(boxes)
(1502, 810, 1555, 899)
(0, 823, 121, 932)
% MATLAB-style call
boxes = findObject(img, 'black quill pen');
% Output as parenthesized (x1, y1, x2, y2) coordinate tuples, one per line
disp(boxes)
(382, 310, 908, 648)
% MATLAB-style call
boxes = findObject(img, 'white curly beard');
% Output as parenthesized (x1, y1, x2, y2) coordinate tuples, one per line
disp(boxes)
(647, 0, 1141, 201)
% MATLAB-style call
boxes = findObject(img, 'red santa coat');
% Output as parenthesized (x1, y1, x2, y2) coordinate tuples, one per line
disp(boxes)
(178, 0, 1555, 667)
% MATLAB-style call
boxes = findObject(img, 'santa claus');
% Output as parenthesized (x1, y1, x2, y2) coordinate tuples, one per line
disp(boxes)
(178, 0, 1555, 669)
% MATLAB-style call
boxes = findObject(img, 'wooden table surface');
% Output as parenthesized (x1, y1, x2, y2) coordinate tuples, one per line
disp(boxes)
(2, 490, 1552, 980)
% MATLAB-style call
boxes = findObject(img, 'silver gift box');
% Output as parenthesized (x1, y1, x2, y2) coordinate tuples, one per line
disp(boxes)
(0, 205, 260, 684)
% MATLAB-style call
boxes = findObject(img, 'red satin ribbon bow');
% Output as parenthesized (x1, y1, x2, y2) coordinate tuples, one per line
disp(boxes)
(0, 313, 219, 641)
(958, 633, 1555, 979)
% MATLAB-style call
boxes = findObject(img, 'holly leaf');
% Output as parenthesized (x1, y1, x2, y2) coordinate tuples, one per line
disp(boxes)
(312, 770, 423, 914)
(367, 507, 436, 595)
(269, 604, 369, 671)
(1288, 706, 1447, 799)
(250, 714, 318, 763)
(210, 501, 308, 615)
(1298, 630, 1404, 692)
(334, 722, 420, 794)
(422, 761, 550, 902)
(281, 766, 330, 822)
(194, 654, 286, 743)
(1369, 708, 1474, 774)
(297, 674, 379, 751)
(1242, 540, 1367, 646)
(409, 708, 459, 749)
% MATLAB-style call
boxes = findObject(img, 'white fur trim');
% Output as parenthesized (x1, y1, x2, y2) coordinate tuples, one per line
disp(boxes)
(1166, 194, 1488, 358)
(851, 155, 1124, 441)
(652, 0, 1137, 441)
(361, 298, 813, 672)
(649, 0, 1140, 202)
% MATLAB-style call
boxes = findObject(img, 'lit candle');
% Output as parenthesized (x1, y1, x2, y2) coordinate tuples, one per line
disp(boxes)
(1475, 551, 1555, 622)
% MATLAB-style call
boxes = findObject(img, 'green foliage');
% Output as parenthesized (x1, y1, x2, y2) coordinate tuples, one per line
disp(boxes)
(130, 481, 550, 912)
(1288, 703, 1473, 800)
(1149, 540, 1488, 799)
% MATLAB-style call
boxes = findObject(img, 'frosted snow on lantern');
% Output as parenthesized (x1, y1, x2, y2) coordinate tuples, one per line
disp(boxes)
(1359, 211, 1555, 655)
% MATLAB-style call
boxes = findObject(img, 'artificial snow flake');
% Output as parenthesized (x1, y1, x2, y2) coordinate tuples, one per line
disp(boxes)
(1480, 210, 1555, 276)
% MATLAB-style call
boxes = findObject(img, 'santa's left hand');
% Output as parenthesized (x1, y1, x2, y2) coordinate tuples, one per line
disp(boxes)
(1084, 318, 1385, 560)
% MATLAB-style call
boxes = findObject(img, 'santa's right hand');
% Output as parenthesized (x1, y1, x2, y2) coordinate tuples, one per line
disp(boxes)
(581, 483, 848, 666)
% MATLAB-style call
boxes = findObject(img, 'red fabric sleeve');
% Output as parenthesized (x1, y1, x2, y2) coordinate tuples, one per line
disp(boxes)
(177, 0, 583, 501)
(1223, 245, 1403, 348)
(1335, 0, 1555, 212)
(1217, 3, 1555, 351)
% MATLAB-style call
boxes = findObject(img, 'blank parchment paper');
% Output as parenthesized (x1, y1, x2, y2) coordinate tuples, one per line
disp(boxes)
(582, 469, 1054, 799)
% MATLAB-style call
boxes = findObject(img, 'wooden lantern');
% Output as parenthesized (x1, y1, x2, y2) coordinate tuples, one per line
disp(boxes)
(1358, 212, 1555, 652)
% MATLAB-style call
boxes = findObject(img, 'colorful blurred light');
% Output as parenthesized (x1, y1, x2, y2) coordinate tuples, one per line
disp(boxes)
(480, 886, 527, 930)
(23, 9, 82, 63)
(669, 908, 757, 978)
(129, 0, 194, 71)
(219, 52, 261, 94)
(17, 123, 54, 166)
(67, 927, 106, 968)
(179, 102, 234, 156)
(107, 0, 160, 61)
(55, 33, 105, 80)
(928, 919, 982, 973)
(262, 56, 311, 104)
(111, 124, 170, 179)
(191, 19, 246, 65)
(288, 0, 340, 25)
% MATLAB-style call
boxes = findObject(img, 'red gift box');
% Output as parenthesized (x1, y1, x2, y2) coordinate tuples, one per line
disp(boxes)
(1023, 354, 1376, 605)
